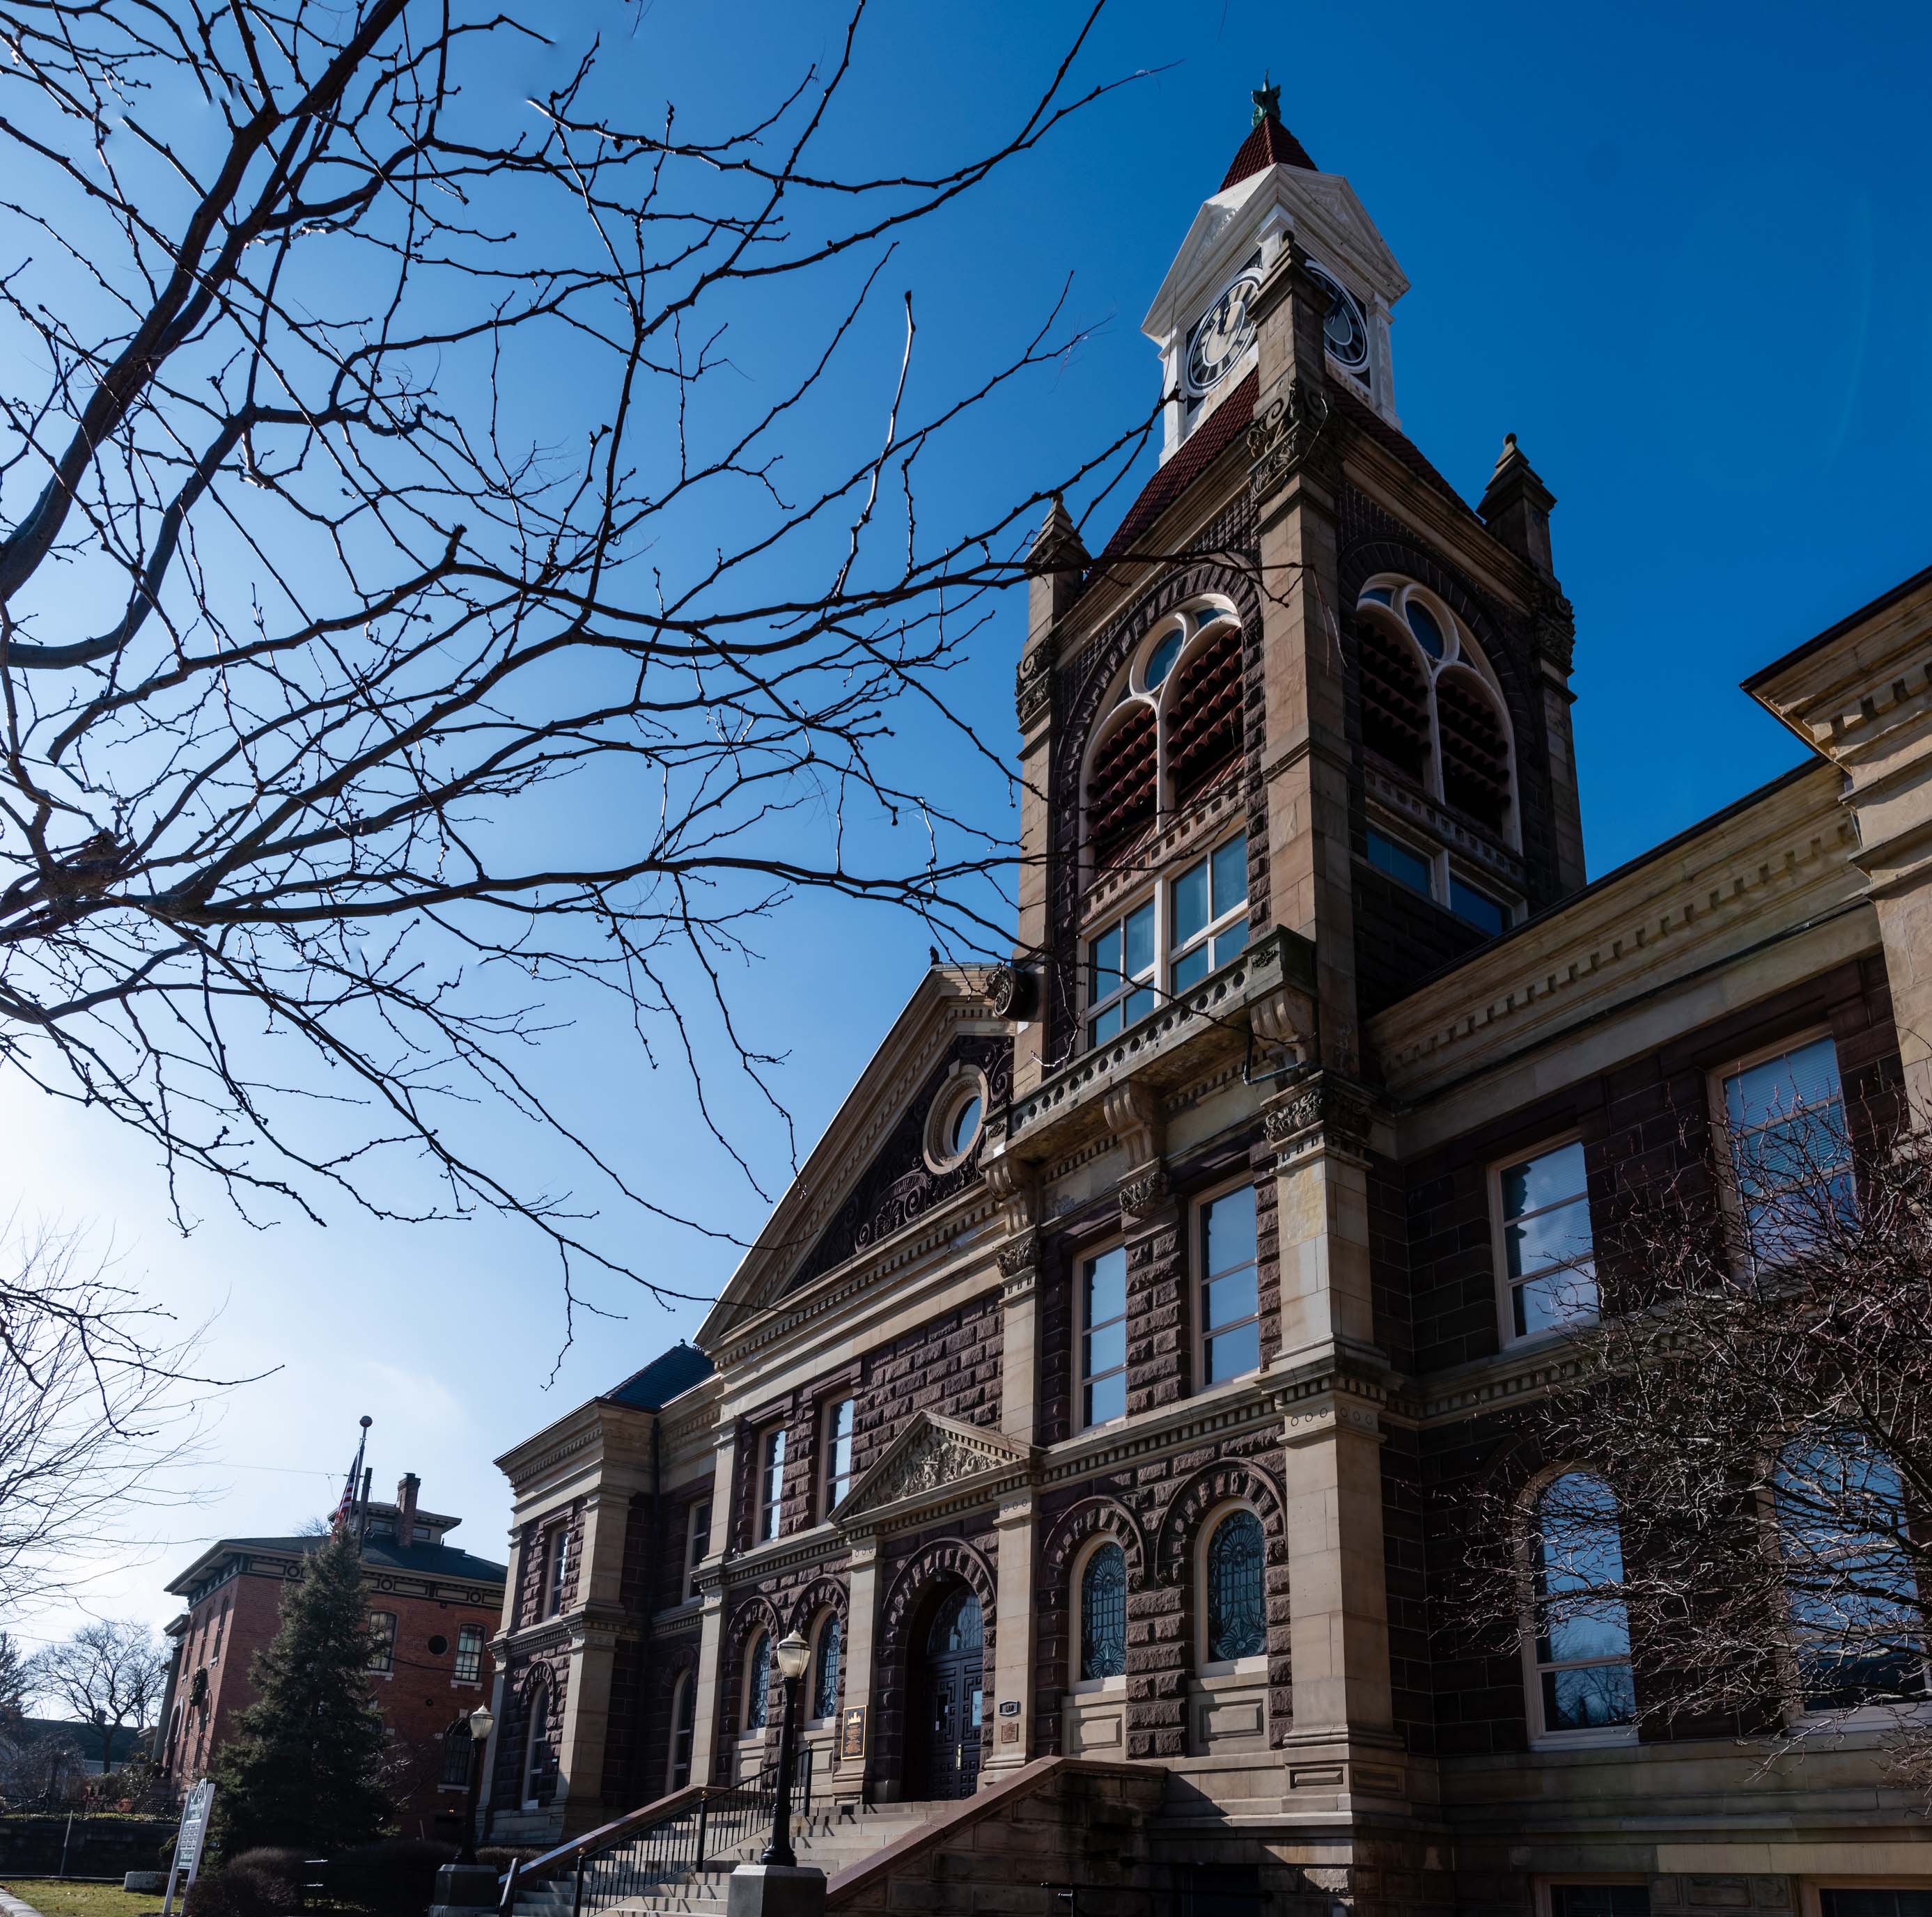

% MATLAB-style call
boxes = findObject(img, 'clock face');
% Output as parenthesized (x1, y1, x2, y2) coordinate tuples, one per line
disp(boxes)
(1185, 271, 1261, 396)
(1306, 261, 1371, 379)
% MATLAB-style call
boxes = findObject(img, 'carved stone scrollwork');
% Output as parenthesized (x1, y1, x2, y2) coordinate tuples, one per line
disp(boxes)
(1101, 1080, 1164, 1168)
(1014, 644, 1056, 729)
(1262, 1071, 1376, 1168)
(981, 1152, 1036, 1239)
(1247, 377, 1330, 501)
(1116, 1163, 1171, 1226)
(1529, 586, 1577, 675)
(996, 1228, 1038, 1278)
(869, 1430, 993, 1505)
(986, 962, 1038, 1024)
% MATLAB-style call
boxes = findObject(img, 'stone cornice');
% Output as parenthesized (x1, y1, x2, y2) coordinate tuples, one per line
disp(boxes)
(1368, 762, 1867, 1106)
(708, 1187, 1001, 1372)
(1006, 926, 1316, 1164)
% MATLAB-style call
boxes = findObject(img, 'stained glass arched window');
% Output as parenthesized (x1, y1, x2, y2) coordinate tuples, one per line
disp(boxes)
(812, 1615, 843, 1721)
(1080, 1542, 1127, 1681)
(927, 1586, 983, 1655)
(745, 1632, 771, 1730)
(1205, 1510, 1266, 1664)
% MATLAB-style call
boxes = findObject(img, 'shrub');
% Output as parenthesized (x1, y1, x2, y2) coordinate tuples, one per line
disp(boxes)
(229, 1848, 309, 1908)
(329, 1835, 458, 1914)
(184, 1865, 284, 1917)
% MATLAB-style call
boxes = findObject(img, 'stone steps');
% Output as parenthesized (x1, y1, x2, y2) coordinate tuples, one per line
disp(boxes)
(513, 1803, 935, 1917)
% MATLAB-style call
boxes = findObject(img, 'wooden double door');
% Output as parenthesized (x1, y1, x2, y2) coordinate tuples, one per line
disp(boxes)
(915, 1586, 983, 1801)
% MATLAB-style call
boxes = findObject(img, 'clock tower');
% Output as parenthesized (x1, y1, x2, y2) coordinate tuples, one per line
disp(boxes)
(1142, 84, 1408, 459)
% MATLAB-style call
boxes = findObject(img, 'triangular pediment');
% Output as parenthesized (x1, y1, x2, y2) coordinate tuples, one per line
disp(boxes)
(696, 968, 1015, 1346)
(832, 1412, 1034, 1528)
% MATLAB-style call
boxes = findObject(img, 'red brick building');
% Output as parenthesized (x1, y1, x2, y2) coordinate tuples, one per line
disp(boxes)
(157, 1475, 506, 1836)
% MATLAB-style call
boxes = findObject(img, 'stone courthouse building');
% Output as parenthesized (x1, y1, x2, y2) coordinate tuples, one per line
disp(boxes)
(487, 91, 1932, 1917)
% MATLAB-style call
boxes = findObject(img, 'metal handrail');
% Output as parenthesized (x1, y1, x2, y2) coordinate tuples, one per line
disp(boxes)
(499, 1748, 814, 1916)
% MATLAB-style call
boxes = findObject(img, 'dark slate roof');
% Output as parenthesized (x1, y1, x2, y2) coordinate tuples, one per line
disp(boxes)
(1096, 370, 1257, 564)
(9, 1716, 146, 1762)
(169, 1532, 506, 1593)
(1221, 115, 1318, 191)
(602, 1342, 714, 1412)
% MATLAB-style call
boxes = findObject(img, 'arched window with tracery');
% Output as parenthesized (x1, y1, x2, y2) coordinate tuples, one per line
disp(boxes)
(1526, 1471, 1636, 1739)
(744, 1630, 772, 1732)
(1354, 576, 1518, 932)
(520, 1676, 558, 1808)
(1079, 1541, 1127, 1682)
(1201, 1509, 1267, 1668)
(1082, 598, 1245, 876)
(810, 1613, 843, 1723)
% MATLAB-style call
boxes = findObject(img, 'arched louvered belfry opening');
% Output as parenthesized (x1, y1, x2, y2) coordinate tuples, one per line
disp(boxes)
(1436, 667, 1511, 834)
(1164, 620, 1245, 806)
(1357, 616, 1431, 783)
(1354, 576, 1518, 849)
(1085, 702, 1157, 873)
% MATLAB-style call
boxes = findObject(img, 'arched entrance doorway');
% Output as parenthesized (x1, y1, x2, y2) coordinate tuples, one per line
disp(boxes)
(911, 1584, 983, 1800)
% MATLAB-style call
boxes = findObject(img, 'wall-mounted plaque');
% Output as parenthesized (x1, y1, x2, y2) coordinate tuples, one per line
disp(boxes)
(839, 1705, 866, 1760)
(998, 1699, 1021, 1716)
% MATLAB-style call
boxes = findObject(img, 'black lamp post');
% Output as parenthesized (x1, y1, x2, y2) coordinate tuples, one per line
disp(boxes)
(458, 1702, 495, 1867)
(761, 1631, 811, 1869)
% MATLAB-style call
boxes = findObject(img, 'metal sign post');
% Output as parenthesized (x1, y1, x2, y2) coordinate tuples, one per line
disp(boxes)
(159, 1778, 216, 1917)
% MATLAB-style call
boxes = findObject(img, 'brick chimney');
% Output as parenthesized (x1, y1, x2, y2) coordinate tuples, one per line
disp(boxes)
(396, 1473, 421, 1549)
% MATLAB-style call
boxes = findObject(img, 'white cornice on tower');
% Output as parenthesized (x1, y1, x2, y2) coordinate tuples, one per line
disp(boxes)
(1143, 158, 1410, 457)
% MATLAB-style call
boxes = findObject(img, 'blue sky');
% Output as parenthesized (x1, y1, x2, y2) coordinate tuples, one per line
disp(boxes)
(7, 0, 1929, 1654)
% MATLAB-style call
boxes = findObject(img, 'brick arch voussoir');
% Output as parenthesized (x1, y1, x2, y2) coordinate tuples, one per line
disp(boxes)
(1339, 534, 1530, 731)
(1061, 561, 1263, 786)
(1039, 1496, 1149, 1598)
(1154, 1457, 1287, 1586)
(788, 1574, 850, 1636)
(880, 1537, 997, 1663)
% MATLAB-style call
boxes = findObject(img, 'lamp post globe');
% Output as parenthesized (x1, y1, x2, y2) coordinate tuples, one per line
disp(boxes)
(761, 1631, 812, 1868)
(458, 1701, 495, 1866)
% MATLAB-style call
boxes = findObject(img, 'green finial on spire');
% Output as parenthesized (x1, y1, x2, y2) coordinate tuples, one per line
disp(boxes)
(1252, 72, 1281, 128)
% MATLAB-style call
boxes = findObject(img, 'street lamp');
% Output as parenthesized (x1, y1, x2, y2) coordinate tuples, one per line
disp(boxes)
(458, 1702, 494, 1868)
(761, 1632, 811, 1870)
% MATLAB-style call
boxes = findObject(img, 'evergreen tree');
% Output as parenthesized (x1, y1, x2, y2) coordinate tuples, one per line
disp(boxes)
(213, 1526, 391, 1857)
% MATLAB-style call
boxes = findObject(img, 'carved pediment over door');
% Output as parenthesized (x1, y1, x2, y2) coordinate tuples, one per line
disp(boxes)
(832, 1412, 1034, 1529)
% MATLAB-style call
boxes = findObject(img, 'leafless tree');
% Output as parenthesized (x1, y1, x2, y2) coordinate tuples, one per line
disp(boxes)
(0, 1219, 210, 1612)
(29, 1618, 169, 1771)
(0, 1631, 27, 1720)
(1449, 1067, 1932, 1784)
(0, 1719, 85, 1808)
(0, 0, 1158, 1321)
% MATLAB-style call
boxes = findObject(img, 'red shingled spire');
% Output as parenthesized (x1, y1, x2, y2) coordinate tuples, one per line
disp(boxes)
(1220, 75, 1316, 191)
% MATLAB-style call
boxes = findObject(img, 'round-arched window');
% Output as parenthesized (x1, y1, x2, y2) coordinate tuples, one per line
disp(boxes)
(1083, 597, 1244, 873)
(1080, 1542, 1127, 1682)
(811, 1614, 843, 1723)
(1204, 1510, 1266, 1664)
(745, 1631, 772, 1731)
(1355, 578, 1516, 847)
(927, 1586, 983, 1656)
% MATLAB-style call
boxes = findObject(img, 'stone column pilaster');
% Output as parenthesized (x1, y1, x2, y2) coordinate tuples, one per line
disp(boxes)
(688, 1425, 738, 1785)
(836, 1536, 882, 1804)
(985, 1488, 1038, 1780)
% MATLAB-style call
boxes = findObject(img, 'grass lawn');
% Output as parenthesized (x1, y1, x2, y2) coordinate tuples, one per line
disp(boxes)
(0, 1880, 160, 1917)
